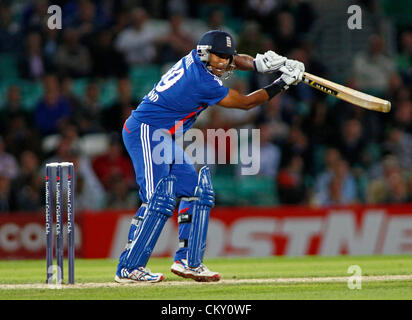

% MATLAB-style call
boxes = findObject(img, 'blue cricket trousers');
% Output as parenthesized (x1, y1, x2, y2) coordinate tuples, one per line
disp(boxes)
(123, 115, 198, 202)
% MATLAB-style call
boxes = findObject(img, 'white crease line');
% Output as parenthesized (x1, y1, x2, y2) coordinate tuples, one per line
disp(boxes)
(1, 275, 412, 290)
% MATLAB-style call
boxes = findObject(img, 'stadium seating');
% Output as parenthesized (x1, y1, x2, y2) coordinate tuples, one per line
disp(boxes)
(237, 176, 278, 206)
(129, 65, 161, 100)
(21, 80, 44, 110)
(213, 167, 279, 206)
(98, 78, 118, 108)
(0, 54, 18, 81)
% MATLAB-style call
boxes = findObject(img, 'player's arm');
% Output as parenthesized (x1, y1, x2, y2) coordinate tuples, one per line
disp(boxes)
(234, 51, 307, 75)
(218, 61, 305, 110)
(233, 54, 255, 71)
(238, 50, 306, 75)
(218, 88, 270, 110)
(234, 53, 286, 72)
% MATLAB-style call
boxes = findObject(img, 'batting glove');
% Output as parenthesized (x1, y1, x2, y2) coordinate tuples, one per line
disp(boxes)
(279, 59, 305, 86)
(254, 50, 287, 73)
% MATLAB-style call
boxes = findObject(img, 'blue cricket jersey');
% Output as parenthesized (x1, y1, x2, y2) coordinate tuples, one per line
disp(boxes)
(131, 49, 229, 134)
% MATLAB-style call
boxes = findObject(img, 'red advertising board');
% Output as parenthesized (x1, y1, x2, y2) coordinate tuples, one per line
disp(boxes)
(1, 204, 412, 259)
(0, 214, 82, 259)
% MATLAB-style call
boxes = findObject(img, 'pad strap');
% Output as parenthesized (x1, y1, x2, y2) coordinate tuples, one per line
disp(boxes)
(178, 211, 192, 224)
(179, 239, 188, 248)
(181, 197, 198, 202)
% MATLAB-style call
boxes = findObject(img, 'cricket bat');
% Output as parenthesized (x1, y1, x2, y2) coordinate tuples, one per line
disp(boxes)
(302, 72, 391, 113)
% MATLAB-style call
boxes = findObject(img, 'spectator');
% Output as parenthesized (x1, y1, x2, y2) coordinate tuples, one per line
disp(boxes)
(110, 9, 130, 37)
(156, 14, 195, 64)
(60, 76, 82, 111)
(105, 174, 137, 209)
(277, 154, 306, 204)
(245, 0, 278, 34)
(282, 125, 311, 172)
(58, 122, 82, 153)
(282, 0, 317, 34)
(302, 101, 336, 176)
(89, 29, 128, 78)
(287, 44, 327, 102)
(313, 147, 339, 199)
(0, 174, 15, 213)
(11, 151, 43, 211)
(205, 8, 237, 42)
(290, 43, 327, 77)
(301, 100, 334, 146)
(0, 1, 23, 53)
(393, 84, 411, 104)
(352, 34, 396, 94)
(236, 21, 265, 58)
(114, 7, 157, 65)
(43, 27, 59, 62)
(92, 133, 134, 191)
(255, 95, 290, 144)
(367, 155, 409, 204)
(406, 169, 412, 201)
(238, 122, 281, 178)
(73, 80, 104, 134)
(21, 0, 49, 33)
(72, 150, 107, 210)
(383, 128, 412, 170)
(337, 118, 366, 167)
(166, 0, 191, 17)
(3, 115, 43, 159)
(54, 28, 92, 78)
(101, 78, 136, 132)
(396, 30, 412, 83)
(272, 11, 300, 56)
(19, 31, 51, 80)
(387, 73, 404, 102)
(314, 147, 342, 183)
(0, 85, 31, 133)
(391, 100, 412, 133)
(313, 158, 357, 206)
(0, 136, 19, 180)
(386, 170, 410, 203)
(347, 101, 386, 143)
(69, 0, 99, 44)
(34, 74, 72, 135)
(14, 174, 43, 211)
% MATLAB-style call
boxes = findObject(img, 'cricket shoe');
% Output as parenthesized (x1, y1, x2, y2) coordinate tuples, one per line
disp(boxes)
(115, 267, 164, 283)
(171, 259, 221, 282)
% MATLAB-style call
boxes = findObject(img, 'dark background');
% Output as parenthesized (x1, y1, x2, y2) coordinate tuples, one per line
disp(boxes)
(0, 0, 411, 213)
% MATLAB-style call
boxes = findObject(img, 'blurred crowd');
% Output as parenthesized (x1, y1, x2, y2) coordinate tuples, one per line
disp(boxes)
(0, 0, 412, 213)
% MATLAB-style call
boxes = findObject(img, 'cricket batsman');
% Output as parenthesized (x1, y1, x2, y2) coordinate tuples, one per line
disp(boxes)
(115, 30, 305, 283)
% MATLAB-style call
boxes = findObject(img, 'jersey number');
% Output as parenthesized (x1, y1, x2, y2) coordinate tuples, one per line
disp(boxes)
(155, 61, 184, 92)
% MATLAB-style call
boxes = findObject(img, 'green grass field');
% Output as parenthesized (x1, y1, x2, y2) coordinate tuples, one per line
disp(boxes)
(1, 255, 412, 300)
